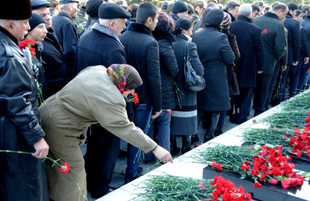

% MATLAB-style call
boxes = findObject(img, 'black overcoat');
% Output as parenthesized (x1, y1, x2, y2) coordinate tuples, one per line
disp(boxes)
(192, 25, 235, 111)
(230, 15, 265, 88)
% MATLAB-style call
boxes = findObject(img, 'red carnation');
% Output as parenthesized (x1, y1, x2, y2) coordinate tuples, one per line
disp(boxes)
(260, 173, 265, 182)
(254, 182, 262, 188)
(270, 178, 278, 185)
(281, 179, 291, 189)
(306, 116, 310, 122)
(264, 29, 268, 34)
(167, 109, 172, 114)
(211, 161, 216, 168)
(133, 93, 139, 104)
(216, 163, 223, 171)
(195, 142, 199, 147)
(60, 162, 70, 173)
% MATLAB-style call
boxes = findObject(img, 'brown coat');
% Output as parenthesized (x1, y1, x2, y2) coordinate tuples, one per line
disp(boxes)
(39, 65, 157, 201)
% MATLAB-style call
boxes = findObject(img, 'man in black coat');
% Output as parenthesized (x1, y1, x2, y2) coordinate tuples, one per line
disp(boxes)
(119, 2, 162, 183)
(252, 3, 287, 115)
(277, 2, 301, 99)
(52, 0, 79, 81)
(230, 3, 265, 124)
(169, 0, 188, 22)
(0, 1, 49, 200)
(76, 3, 131, 198)
(223, 1, 240, 22)
(31, 0, 69, 99)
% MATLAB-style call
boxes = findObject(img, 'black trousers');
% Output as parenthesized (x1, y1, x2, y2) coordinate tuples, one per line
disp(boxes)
(86, 124, 120, 196)
(233, 87, 254, 124)
(85, 102, 134, 196)
(253, 73, 273, 115)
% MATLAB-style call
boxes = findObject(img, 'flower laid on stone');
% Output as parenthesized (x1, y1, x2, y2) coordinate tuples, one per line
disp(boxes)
(194, 145, 309, 189)
(133, 175, 252, 201)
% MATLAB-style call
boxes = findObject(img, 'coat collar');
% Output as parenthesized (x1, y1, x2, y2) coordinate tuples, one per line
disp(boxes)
(0, 28, 24, 56)
(92, 22, 124, 48)
(128, 22, 153, 37)
(264, 12, 279, 20)
(175, 33, 189, 41)
(0, 26, 18, 45)
(286, 13, 293, 19)
(153, 28, 175, 42)
(237, 15, 252, 23)
(58, 11, 74, 22)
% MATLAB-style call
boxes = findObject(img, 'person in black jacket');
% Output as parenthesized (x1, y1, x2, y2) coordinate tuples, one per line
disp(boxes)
(0, 1, 49, 200)
(31, 0, 69, 99)
(144, 12, 179, 162)
(169, 0, 188, 22)
(119, 2, 162, 183)
(193, 9, 235, 142)
(297, 10, 310, 92)
(230, 3, 265, 124)
(52, 0, 79, 81)
(252, 3, 287, 115)
(277, 2, 301, 99)
(76, 3, 132, 198)
(171, 18, 204, 154)
(223, 1, 240, 22)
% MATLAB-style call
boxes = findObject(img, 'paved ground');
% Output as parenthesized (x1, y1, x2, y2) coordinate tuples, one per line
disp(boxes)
(81, 109, 246, 201)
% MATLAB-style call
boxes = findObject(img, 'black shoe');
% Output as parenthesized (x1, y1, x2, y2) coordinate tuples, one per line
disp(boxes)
(191, 134, 199, 145)
(214, 128, 223, 136)
(125, 175, 140, 184)
(138, 166, 143, 175)
(203, 137, 214, 143)
(229, 113, 238, 123)
(181, 145, 192, 154)
(170, 146, 180, 156)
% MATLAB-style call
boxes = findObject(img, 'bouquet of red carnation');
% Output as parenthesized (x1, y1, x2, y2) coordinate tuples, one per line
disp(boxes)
(125, 93, 139, 104)
(19, 38, 36, 56)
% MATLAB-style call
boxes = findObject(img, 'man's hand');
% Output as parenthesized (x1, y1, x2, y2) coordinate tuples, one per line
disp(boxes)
(292, 61, 299, 66)
(257, 70, 263, 74)
(281, 66, 287, 71)
(32, 138, 49, 159)
(152, 145, 173, 163)
(304, 57, 309, 64)
(151, 110, 162, 119)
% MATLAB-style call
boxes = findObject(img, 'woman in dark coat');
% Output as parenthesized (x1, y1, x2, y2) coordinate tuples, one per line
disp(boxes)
(145, 12, 179, 162)
(192, 9, 235, 142)
(171, 18, 204, 154)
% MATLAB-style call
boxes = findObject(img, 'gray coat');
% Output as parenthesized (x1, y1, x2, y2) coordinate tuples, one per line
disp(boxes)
(193, 25, 235, 111)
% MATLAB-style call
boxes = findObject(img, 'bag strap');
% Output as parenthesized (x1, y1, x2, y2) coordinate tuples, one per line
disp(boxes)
(184, 41, 190, 60)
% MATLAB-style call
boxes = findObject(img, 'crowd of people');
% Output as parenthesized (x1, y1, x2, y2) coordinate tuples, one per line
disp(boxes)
(0, 0, 309, 200)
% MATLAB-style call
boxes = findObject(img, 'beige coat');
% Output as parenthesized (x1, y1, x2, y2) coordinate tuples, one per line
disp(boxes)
(39, 65, 157, 201)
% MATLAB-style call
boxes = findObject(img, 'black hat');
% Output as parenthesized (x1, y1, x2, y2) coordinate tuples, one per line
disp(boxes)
(59, 0, 79, 4)
(175, 18, 192, 32)
(172, 1, 188, 14)
(29, 13, 45, 32)
(0, 0, 32, 20)
(86, 0, 102, 18)
(98, 3, 131, 19)
(31, 0, 51, 10)
(205, 9, 224, 26)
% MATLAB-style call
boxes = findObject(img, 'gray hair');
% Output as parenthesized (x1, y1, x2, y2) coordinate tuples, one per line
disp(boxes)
(59, 3, 70, 11)
(99, 18, 118, 26)
(0, 19, 21, 27)
(239, 4, 252, 16)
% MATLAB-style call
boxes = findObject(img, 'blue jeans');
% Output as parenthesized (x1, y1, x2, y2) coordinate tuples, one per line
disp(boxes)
(125, 104, 153, 179)
(297, 62, 309, 92)
(145, 111, 171, 161)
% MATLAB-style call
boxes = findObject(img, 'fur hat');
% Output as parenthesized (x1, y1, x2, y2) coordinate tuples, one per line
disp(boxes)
(172, 1, 188, 14)
(0, 0, 32, 20)
(205, 9, 224, 26)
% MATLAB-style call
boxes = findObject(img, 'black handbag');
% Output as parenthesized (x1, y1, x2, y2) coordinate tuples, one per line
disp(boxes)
(184, 41, 206, 91)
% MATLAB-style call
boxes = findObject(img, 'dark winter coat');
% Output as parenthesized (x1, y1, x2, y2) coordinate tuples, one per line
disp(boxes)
(119, 23, 162, 112)
(230, 15, 265, 87)
(300, 27, 309, 58)
(52, 11, 79, 80)
(0, 28, 45, 201)
(169, 13, 179, 22)
(192, 25, 235, 111)
(41, 29, 68, 99)
(171, 33, 204, 135)
(153, 28, 179, 109)
(301, 16, 310, 48)
(284, 13, 301, 64)
(223, 28, 240, 96)
(76, 23, 127, 72)
(253, 12, 287, 75)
